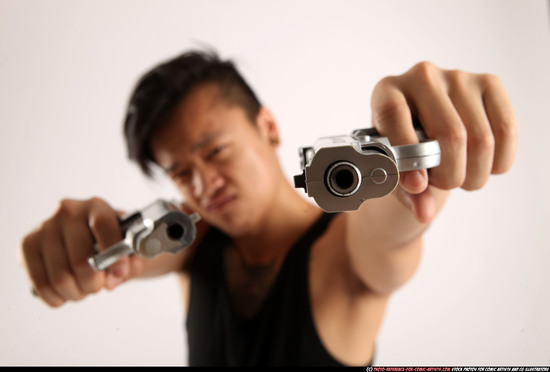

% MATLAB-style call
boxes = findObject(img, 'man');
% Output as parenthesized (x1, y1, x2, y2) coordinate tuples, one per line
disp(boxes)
(20, 50, 517, 366)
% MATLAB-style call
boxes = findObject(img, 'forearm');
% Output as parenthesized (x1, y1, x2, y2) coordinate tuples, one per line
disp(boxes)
(356, 186, 448, 246)
(345, 186, 449, 294)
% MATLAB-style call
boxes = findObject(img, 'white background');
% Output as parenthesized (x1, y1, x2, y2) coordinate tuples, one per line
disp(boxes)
(1, 0, 549, 366)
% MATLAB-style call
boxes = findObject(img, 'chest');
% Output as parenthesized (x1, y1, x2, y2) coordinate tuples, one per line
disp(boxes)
(223, 248, 283, 318)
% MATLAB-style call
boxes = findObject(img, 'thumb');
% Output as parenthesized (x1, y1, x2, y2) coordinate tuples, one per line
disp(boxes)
(395, 186, 436, 224)
(105, 256, 131, 290)
(399, 169, 429, 194)
(105, 253, 146, 290)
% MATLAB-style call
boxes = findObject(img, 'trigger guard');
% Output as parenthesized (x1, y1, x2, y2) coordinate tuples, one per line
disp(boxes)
(392, 139, 441, 172)
(353, 127, 441, 172)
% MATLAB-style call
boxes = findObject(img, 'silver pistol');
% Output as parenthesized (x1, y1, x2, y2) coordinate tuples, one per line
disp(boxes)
(88, 199, 200, 271)
(294, 127, 441, 212)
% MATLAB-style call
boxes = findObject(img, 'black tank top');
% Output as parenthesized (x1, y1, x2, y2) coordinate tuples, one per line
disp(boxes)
(186, 212, 346, 366)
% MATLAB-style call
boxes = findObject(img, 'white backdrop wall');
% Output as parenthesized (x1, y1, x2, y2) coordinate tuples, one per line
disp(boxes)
(1, 0, 549, 366)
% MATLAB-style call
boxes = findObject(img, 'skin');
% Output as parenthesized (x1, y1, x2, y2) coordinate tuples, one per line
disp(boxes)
(20, 61, 517, 365)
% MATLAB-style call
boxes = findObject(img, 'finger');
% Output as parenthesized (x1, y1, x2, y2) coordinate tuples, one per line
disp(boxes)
(371, 78, 428, 195)
(105, 256, 130, 290)
(127, 254, 146, 278)
(87, 198, 129, 288)
(399, 169, 429, 195)
(481, 74, 518, 174)
(87, 198, 123, 251)
(21, 231, 65, 307)
(61, 215, 105, 294)
(372, 77, 420, 145)
(399, 63, 468, 190)
(447, 71, 495, 190)
(40, 219, 85, 302)
(394, 186, 437, 224)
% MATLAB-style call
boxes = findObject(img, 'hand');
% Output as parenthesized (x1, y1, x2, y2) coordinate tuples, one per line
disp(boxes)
(20, 197, 144, 307)
(371, 62, 518, 223)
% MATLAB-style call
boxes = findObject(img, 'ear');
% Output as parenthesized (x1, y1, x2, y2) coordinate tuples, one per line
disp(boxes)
(256, 107, 280, 147)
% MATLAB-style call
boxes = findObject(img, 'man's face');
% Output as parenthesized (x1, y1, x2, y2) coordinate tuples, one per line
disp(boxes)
(150, 84, 281, 236)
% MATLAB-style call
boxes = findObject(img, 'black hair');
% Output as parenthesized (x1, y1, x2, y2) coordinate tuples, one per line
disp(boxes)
(123, 49, 262, 176)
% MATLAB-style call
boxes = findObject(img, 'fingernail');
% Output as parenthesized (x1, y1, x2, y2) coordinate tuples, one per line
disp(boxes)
(110, 265, 127, 279)
(402, 170, 427, 191)
(106, 274, 123, 290)
(106, 264, 127, 290)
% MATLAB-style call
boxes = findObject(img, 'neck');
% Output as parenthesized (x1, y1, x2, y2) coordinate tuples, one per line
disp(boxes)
(232, 179, 322, 267)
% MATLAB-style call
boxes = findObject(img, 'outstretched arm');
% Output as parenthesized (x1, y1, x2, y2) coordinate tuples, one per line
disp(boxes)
(19, 197, 201, 307)
(345, 61, 518, 294)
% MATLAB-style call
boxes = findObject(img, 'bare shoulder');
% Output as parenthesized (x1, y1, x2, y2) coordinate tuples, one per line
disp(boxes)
(309, 213, 389, 366)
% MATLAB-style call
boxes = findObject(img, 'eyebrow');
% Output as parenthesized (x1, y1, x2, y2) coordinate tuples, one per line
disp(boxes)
(163, 131, 224, 174)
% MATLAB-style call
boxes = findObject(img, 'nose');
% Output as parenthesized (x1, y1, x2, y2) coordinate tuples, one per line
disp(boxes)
(191, 163, 224, 200)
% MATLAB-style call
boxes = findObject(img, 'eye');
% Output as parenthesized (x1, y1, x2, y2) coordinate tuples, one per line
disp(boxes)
(172, 169, 192, 183)
(207, 144, 227, 160)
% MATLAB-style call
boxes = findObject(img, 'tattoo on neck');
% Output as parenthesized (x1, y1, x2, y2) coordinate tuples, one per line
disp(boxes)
(224, 247, 279, 318)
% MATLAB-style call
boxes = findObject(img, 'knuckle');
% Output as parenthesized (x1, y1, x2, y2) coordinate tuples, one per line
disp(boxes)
(469, 130, 495, 154)
(447, 68, 468, 82)
(478, 73, 502, 89)
(88, 279, 104, 294)
(74, 264, 103, 294)
(411, 61, 437, 74)
(20, 236, 39, 270)
(88, 196, 104, 207)
(21, 232, 38, 256)
(493, 118, 518, 143)
(74, 258, 94, 273)
(88, 196, 110, 212)
(88, 211, 114, 234)
(55, 199, 80, 220)
(442, 125, 468, 148)
(50, 270, 74, 290)
(372, 98, 411, 127)
(38, 218, 57, 236)
(408, 61, 441, 86)
(79, 280, 103, 296)
(373, 75, 397, 92)
(50, 273, 85, 302)
(88, 197, 117, 232)
(87, 280, 104, 294)
(446, 69, 471, 93)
